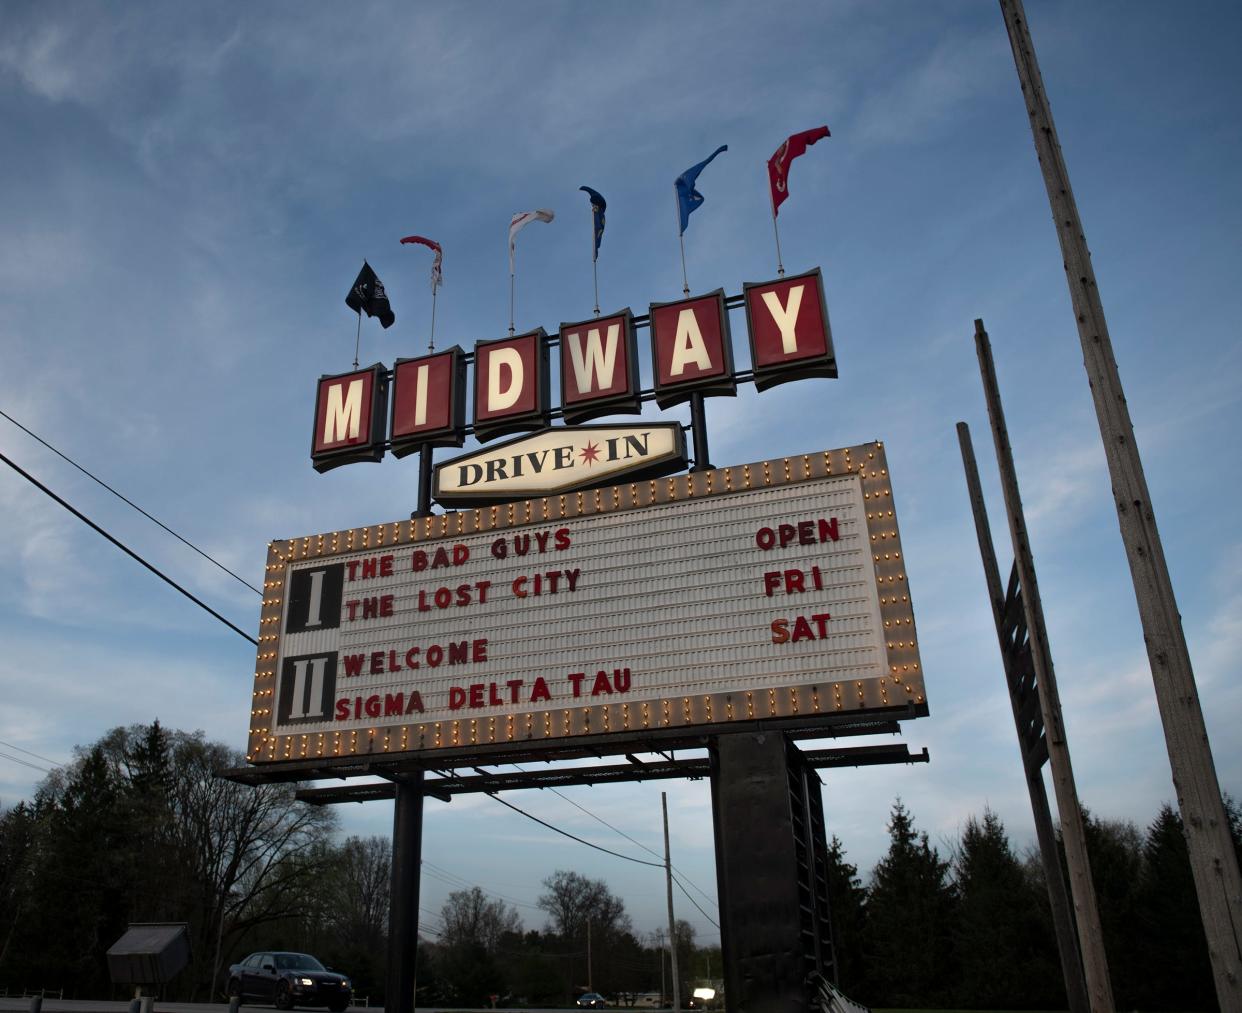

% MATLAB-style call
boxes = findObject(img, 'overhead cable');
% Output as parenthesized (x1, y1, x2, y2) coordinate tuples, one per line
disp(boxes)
(0, 450, 257, 646)
(0, 408, 262, 595)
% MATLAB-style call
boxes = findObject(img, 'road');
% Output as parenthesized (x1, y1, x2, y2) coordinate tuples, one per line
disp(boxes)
(0, 1003, 565, 1013)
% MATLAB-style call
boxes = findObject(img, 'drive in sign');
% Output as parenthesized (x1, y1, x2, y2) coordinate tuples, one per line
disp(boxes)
(250, 442, 926, 765)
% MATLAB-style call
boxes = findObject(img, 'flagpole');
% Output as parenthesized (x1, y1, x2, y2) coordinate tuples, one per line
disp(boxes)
(428, 287, 437, 354)
(769, 184, 786, 277)
(674, 188, 690, 296)
(353, 308, 362, 369)
(591, 216, 600, 317)
(509, 263, 516, 336)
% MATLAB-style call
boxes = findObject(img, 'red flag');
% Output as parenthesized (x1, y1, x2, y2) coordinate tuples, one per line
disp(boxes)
(399, 235, 443, 291)
(767, 126, 830, 216)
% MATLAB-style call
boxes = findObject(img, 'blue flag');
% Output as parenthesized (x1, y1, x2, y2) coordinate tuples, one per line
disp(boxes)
(579, 186, 607, 261)
(675, 144, 727, 234)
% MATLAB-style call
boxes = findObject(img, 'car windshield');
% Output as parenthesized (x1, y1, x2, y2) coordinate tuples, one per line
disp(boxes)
(275, 953, 325, 970)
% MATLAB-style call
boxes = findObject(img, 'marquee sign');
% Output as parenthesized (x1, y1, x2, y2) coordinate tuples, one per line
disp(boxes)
(434, 424, 688, 505)
(310, 269, 835, 472)
(249, 441, 927, 766)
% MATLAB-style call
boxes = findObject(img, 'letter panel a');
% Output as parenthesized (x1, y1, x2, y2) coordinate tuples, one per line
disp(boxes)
(648, 289, 737, 409)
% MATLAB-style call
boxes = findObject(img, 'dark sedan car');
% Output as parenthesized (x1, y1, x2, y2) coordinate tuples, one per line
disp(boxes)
(227, 951, 352, 1011)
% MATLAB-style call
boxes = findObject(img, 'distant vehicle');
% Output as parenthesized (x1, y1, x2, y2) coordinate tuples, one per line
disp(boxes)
(576, 994, 608, 1009)
(227, 951, 352, 1011)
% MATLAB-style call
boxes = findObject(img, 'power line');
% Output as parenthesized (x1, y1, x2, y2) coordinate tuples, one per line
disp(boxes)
(672, 874, 719, 930)
(0, 738, 63, 767)
(483, 791, 665, 869)
(421, 861, 543, 910)
(0, 408, 262, 595)
(0, 450, 257, 646)
(0, 748, 53, 775)
(508, 761, 719, 910)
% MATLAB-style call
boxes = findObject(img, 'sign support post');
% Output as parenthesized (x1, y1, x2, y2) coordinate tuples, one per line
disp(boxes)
(974, 320, 1114, 1013)
(1000, 3, 1242, 1001)
(385, 770, 424, 1013)
(957, 420, 1089, 1013)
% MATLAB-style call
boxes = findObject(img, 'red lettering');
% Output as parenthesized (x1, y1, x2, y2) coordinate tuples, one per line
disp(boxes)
(555, 527, 571, 550)
(447, 641, 467, 665)
(756, 527, 776, 550)
(771, 618, 790, 644)
(384, 693, 404, 717)
(364, 695, 381, 718)
(454, 543, 469, 565)
(468, 684, 484, 708)
(435, 587, 452, 608)
(591, 671, 612, 696)
(489, 683, 504, 706)
(380, 594, 394, 617)
(405, 647, 420, 669)
(362, 597, 378, 619)
(345, 600, 360, 621)
(819, 517, 839, 542)
(405, 691, 424, 714)
(614, 667, 632, 692)
(380, 554, 393, 576)
(334, 699, 350, 720)
(361, 558, 377, 580)
(343, 654, 365, 677)
(530, 677, 551, 702)
(369, 652, 384, 675)
(568, 672, 586, 697)
(473, 639, 489, 662)
(449, 686, 466, 710)
(506, 679, 524, 702)
(812, 612, 832, 637)
(387, 649, 402, 672)
(427, 644, 443, 666)
(346, 560, 361, 581)
(412, 550, 428, 572)
(763, 571, 782, 596)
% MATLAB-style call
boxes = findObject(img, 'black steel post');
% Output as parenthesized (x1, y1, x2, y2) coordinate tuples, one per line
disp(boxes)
(689, 393, 712, 472)
(416, 445, 433, 517)
(385, 771, 424, 1013)
(711, 731, 811, 1013)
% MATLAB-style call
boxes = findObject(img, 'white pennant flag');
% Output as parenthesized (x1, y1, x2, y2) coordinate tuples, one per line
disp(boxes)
(509, 209, 555, 274)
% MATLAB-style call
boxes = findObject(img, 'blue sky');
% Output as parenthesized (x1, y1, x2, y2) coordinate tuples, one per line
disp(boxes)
(2, 1, 1240, 945)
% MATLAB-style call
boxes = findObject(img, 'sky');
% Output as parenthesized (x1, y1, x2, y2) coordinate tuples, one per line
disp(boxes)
(2, 1, 1240, 948)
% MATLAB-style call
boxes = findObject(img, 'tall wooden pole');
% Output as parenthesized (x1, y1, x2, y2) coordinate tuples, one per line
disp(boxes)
(1000, 3, 1242, 1003)
(662, 792, 681, 1013)
(975, 321, 1115, 1013)
(958, 420, 1090, 1013)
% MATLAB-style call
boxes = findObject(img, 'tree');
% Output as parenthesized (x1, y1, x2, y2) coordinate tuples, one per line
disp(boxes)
(953, 808, 1062, 1009)
(1133, 804, 1214, 1010)
(822, 834, 866, 995)
(538, 870, 632, 998)
(435, 886, 522, 1003)
(861, 799, 956, 1006)
(1077, 807, 1143, 1007)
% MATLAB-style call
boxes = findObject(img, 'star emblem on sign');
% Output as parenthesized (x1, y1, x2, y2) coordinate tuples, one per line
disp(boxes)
(578, 441, 601, 466)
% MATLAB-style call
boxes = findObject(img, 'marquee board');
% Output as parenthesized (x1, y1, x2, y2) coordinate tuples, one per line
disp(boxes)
(247, 441, 927, 766)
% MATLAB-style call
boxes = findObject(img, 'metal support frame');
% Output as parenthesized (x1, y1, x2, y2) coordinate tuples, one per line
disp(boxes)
(292, 742, 928, 806)
(712, 732, 837, 1013)
(958, 421, 1088, 1013)
(386, 772, 423, 1013)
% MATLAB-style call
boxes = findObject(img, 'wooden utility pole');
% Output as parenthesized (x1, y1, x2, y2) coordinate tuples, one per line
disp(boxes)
(663, 792, 681, 1013)
(958, 419, 1090, 1013)
(974, 321, 1115, 1013)
(1000, 2, 1242, 1004)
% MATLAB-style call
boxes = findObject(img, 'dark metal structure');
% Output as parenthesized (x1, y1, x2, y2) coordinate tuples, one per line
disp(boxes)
(106, 922, 192, 989)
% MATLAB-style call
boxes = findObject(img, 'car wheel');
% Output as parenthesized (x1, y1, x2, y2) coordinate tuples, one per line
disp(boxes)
(274, 982, 294, 1011)
(227, 979, 242, 1000)
(328, 1001, 348, 1013)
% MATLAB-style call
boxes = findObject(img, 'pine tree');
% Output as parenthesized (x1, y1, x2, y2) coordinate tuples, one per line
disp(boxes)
(953, 807, 1063, 1008)
(1133, 804, 1214, 1010)
(823, 834, 866, 995)
(862, 799, 956, 1006)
